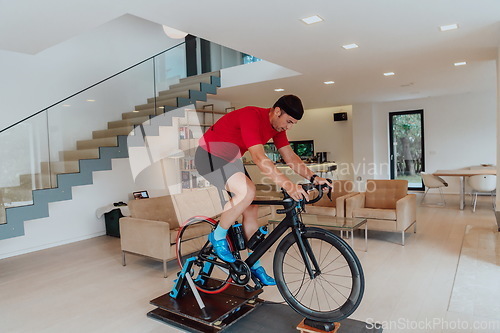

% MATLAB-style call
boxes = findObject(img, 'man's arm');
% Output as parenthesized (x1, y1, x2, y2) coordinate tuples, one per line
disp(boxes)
(278, 145, 315, 180)
(248, 144, 308, 201)
(278, 145, 331, 187)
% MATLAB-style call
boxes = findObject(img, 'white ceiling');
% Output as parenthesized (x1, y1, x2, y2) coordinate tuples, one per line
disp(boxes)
(1, 0, 499, 109)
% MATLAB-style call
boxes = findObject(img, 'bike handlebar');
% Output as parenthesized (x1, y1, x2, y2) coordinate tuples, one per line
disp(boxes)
(252, 181, 332, 214)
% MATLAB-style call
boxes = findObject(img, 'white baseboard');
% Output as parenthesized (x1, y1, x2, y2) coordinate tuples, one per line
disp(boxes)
(0, 231, 106, 260)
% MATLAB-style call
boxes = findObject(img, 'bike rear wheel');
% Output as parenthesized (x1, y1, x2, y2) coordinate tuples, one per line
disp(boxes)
(176, 217, 232, 294)
(273, 227, 364, 322)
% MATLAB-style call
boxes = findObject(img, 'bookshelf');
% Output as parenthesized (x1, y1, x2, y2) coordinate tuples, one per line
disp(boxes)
(178, 106, 231, 190)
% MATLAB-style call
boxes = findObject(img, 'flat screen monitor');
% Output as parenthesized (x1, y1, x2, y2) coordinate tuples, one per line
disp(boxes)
(263, 140, 314, 159)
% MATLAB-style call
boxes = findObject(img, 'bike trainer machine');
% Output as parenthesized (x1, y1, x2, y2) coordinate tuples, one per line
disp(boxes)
(147, 257, 264, 332)
(147, 257, 349, 332)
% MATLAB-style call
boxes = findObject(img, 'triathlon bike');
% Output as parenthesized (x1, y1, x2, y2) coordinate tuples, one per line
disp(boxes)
(176, 183, 364, 323)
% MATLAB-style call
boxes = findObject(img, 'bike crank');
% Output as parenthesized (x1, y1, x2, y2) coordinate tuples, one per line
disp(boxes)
(228, 260, 251, 285)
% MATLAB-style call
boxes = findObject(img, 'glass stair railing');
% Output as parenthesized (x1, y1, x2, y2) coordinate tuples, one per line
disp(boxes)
(0, 35, 259, 240)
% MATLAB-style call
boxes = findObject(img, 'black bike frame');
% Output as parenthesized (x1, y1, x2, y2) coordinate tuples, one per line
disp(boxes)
(245, 199, 321, 279)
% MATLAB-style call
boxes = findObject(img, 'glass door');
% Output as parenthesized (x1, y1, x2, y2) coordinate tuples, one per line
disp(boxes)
(389, 110, 424, 190)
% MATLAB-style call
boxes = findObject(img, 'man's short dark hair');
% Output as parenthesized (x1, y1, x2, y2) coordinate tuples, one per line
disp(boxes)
(273, 95, 304, 120)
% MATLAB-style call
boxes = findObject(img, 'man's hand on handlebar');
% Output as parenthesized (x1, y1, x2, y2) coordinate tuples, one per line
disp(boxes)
(311, 176, 332, 192)
(282, 182, 310, 202)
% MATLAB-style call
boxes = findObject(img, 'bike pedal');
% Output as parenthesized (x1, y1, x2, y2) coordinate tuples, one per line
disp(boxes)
(250, 275, 263, 290)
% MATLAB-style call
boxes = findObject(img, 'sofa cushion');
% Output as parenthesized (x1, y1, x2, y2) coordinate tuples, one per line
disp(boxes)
(353, 208, 397, 221)
(305, 206, 337, 217)
(365, 180, 408, 209)
(170, 221, 213, 245)
(172, 187, 223, 226)
(128, 196, 178, 228)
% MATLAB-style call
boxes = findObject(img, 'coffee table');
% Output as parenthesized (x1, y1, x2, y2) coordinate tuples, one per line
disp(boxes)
(269, 215, 368, 252)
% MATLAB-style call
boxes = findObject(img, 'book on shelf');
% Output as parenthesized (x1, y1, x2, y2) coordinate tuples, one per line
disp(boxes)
(182, 159, 195, 170)
(179, 126, 194, 139)
(181, 171, 191, 189)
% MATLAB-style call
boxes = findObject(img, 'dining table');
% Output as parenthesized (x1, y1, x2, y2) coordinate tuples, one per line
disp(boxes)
(433, 168, 496, 210)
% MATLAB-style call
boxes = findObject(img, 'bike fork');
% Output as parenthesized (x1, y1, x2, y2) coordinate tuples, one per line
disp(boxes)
(293, 229, 321, 279)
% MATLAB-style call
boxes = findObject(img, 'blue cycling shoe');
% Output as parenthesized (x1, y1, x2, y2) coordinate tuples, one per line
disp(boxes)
(208, 232, 236, 263)
(251, 266, 276, 286)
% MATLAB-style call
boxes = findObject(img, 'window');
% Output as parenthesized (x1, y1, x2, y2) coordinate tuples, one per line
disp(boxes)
(389, 110, 425, 190)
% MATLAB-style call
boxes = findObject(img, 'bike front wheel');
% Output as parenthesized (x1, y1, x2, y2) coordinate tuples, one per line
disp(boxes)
(273, 227, 364, 322)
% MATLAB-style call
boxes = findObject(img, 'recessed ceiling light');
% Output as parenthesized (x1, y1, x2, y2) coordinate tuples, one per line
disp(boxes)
(454, 61, 467, 66)
(274, 88, 285, 92)
(86, 99, 95, 102)
(342, 43, 358, 50)
(440, 24, 459, 31)
(383, 72, 395, 76)
(301, 15, 323, 25)
(62, 104, 71, 107)
(324, 81, 335, 85)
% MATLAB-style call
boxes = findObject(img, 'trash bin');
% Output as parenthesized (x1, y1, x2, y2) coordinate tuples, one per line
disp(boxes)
(104, 208, 123, 238)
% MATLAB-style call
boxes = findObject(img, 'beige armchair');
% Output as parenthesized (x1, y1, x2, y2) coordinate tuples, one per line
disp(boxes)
(305, 180, 358, 217)
(346, 180, 416, 245)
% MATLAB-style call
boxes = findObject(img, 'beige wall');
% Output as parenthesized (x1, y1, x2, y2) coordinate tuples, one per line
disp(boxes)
(352, 90, 497, 194)
(287, 105, 354, 180)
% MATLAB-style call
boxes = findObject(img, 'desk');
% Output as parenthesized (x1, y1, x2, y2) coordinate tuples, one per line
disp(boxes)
(433, 169, 496, 210)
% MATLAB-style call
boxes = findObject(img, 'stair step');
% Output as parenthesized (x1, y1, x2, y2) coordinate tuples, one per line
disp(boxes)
(177, 71, 220, 85)
(122, 109, 163, 119)
(135, 98, 178, 111)
(19, 171, 56, 190)
(108, 116, 150, 129)
(93, 126, 134, 139)
(77, 137, 118, 150)
(0, 186, 34, 203)
(41, 161, 80, 174)
(158, 83, 202, 97)
(60, 148, 100, 161)
(168, 75, 219, 92)
(147, 90, 189, 103)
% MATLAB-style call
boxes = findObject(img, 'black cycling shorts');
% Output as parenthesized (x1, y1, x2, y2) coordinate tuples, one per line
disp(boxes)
(194, 146, 251, 198)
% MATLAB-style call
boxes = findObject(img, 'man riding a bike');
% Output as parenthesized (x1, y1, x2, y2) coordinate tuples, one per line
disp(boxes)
(194, 95, 330, 286)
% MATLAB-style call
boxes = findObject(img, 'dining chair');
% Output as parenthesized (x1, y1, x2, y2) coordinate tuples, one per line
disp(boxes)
(421, 172, 448, 206)
(467, 175, 496, 212)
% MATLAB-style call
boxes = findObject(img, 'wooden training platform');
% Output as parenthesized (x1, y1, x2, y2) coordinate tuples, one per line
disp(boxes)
(148, 281, 263, 333)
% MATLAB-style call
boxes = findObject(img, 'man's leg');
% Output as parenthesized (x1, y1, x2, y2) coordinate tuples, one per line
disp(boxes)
(241, 200, 276, 286)
(220, 172, 256, 228)
(209, 172, 255, 263)
(241, 205, 259, 240)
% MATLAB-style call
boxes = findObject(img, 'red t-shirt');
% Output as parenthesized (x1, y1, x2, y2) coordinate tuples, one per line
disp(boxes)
(199, 106, 289, 161)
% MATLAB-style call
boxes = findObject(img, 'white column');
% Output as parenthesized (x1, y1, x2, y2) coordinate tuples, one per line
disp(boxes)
(352, 103, 376, 191)
(496, 46, 500, 230)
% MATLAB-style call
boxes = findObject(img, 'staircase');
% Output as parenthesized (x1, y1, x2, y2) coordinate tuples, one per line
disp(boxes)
(0, 71, 221, 240)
